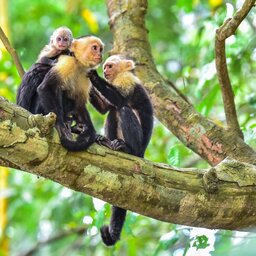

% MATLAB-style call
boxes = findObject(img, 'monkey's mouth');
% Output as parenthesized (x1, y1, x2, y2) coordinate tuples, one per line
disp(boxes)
(104, 73, 111, 79)
(58, 46, 67, 50)
(94, 57, 102, 62)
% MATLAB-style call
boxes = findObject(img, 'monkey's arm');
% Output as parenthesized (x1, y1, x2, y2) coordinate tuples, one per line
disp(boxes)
(89, 87, 111, 114)
(36, 71, 70, 138)
(88, 70, 125, 107)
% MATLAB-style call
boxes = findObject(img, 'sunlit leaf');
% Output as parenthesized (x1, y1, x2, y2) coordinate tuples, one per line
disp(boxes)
(208, 0, 223, 9)
(81, 9, 99, 34)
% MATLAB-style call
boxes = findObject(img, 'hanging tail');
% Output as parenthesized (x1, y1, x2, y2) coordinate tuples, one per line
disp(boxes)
(100, 206, 127, 246)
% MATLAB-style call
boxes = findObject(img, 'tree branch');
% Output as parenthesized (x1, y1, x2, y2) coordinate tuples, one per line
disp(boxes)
(1, 98, 256, 231)
(215, 0, 255, 140)
(165, 79, 191, 105)
(105, 0, 256, 166)
(0, 26, 25, 78)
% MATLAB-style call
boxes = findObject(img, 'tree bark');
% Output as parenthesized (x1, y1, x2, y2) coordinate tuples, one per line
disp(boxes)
(1, 98, 256, 231)
(105, 0, 256, 166)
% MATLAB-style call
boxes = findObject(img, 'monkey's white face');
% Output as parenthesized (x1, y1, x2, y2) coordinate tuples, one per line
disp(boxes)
(52, 29, 73, 50)
(55, 36, 70, 50)
(103, 61, 118, 82)
(71, 37, 104, 68)
(103, 56, 135, 83)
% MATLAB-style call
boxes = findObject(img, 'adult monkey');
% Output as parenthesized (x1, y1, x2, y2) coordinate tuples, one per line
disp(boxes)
(17, 35, 111, 151)
(88, 55, 154, 245)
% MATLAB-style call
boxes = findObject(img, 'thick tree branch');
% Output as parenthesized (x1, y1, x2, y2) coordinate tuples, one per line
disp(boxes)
(0, 26, 25, 78)
(105, 0, 256, 166)
(215, 0, 255, 140)
(1, 98, 256, 231)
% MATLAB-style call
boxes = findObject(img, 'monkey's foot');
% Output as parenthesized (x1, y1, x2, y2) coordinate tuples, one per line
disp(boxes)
(71, 123, 87, 134)
(111, 139, 127, 150)
(95, 135, 112, 148)
(57, 125, 73, 141)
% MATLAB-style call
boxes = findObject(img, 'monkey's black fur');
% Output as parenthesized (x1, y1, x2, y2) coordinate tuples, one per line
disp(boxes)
(17, 52, 109, 151)
(88, 69, 153, 245)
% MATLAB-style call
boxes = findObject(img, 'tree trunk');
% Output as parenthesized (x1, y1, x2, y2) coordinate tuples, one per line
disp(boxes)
(105, 0, 256, 166)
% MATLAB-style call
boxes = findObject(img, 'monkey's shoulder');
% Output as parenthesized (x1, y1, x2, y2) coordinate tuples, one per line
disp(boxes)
(112, 72, 141, 97)
(53, 56, 84, 79)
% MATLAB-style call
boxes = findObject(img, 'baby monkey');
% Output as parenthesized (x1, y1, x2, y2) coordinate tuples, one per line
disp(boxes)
(37, 26, 73, 62)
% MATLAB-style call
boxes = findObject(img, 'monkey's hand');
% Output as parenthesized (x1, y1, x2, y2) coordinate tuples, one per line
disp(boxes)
(87, 69, 98, 79)
(95, 135, 112, 149)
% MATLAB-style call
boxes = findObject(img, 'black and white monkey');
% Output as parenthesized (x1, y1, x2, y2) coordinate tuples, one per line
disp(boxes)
(88, 55, 154, 246)
(17, 35, 110, 151)
(17, 26, 74, 114)
(37, 26, 73, 62)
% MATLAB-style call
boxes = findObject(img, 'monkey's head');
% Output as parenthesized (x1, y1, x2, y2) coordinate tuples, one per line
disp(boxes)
(71, 36, 104, 69)
(51, 26, 73, 50)
(103, 55, 135, 83)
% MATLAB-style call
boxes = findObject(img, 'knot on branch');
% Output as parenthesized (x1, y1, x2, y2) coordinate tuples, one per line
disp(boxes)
(203, 168, 219, 193)
(216, 18, 233, 41)
(28, 112, 56, 136)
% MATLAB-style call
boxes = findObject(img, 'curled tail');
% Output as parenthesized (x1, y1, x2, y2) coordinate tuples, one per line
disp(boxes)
(60, 132, 96, 151)
(100, 206, 127, 246)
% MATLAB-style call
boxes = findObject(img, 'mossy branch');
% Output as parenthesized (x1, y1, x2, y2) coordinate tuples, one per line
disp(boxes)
(1, 97, 256, 231)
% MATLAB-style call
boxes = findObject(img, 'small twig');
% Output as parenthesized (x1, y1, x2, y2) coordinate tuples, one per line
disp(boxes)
(165, 79, 191, 105)
(0, 26, 25, 78)
(215, 0, 255, 140)
(20, 226, 88, 256)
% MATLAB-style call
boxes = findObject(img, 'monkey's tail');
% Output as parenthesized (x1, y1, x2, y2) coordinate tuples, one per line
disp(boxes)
(60, 133, 95, 151)
(100, 206, 127, 246)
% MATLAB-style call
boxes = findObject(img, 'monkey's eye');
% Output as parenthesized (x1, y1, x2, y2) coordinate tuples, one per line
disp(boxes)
(63, 38, 68, 42)
(105, 64, 113, 69)
(56, 37, 61, 42)
(92, 45, 98, 51)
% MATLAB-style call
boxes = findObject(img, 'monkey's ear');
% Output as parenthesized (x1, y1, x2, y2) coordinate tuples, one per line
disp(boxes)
(125, 60, 135, 70)
(70, 40, 78, 51)
(50, 35, 54, 44)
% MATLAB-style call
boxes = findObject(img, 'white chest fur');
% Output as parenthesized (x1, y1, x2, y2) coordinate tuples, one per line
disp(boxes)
(54, 55, 91, 104)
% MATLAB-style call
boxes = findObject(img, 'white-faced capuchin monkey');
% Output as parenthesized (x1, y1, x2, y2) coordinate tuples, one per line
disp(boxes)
(17, 35, 111, 151)
(17, 27, 74, 114)
(88, 55, 154, 246)
(37, 26, 73, 62)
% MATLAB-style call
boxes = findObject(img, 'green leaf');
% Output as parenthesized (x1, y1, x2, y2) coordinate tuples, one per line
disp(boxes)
(167, 145, 181, 166)
(192, 235, 210, 250)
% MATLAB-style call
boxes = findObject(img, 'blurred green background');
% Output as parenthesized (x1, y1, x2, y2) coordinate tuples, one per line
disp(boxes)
(0, 0, 256, 255)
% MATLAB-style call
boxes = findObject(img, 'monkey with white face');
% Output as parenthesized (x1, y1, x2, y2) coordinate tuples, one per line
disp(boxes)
(37, 26, 73, 62)
(17, 35, 111, 151)
(88, 55, 154, 245)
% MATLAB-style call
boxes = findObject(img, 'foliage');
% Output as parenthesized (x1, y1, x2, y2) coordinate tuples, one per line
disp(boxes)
(0, 0, 256, 255)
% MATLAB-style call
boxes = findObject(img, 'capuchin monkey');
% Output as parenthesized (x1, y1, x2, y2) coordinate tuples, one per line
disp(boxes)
(37, 26, 73, 62)
(17, 35, 111, 151)
(88, 55, 154, 246)
(17, 27, 74, 112)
